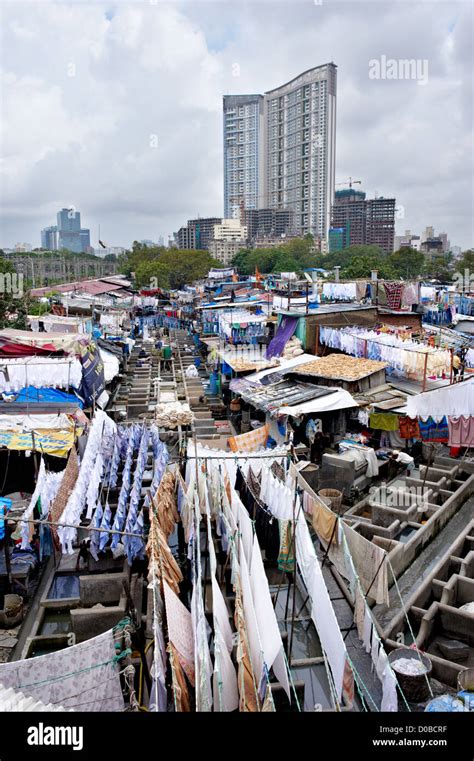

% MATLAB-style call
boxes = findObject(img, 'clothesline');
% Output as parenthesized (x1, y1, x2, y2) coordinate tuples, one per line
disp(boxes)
(322, 329, 450, 355)
(11, 514, 148, 540)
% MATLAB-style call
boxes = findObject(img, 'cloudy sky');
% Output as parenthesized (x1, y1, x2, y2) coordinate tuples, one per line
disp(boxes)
(0, 0, 472, 250)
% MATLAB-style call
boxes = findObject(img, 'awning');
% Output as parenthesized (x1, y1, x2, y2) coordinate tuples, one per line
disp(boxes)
(0, 329, 87, 356)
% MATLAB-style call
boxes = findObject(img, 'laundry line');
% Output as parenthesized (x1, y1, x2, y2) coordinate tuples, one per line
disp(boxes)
(320, 329, 451, 355)
(186, 451, 290, 460)
(7, 515, 148, 541)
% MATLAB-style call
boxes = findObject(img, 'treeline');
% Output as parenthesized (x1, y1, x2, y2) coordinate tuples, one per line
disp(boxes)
(232, 239, 473, 281)
(119, 242, 220, 289)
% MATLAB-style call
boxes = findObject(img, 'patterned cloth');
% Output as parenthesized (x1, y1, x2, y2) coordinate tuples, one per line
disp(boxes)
(228, 424, 269, 453)
(163, 581, 195, 686)
(418, 416, 449, 442)
(0, 628, 124, 711)
(383, 282, 404, 310)
(398, 416, 420, 439)
(0, 429, 77, 457)
(49, 447, 79, 548)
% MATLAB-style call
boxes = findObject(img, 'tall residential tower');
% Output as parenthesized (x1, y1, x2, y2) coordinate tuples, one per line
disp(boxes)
(223, 64, 337, 239)
(223, 94, 264, 220)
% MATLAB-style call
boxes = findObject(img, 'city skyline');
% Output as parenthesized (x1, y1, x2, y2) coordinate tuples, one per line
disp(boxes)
(1, 1, 472, 250)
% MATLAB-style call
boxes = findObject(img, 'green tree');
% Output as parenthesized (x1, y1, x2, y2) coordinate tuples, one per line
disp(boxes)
(387, 247, 425, 279)
(341, 255, 396, 279)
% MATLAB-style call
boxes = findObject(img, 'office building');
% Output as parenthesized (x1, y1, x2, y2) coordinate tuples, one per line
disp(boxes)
(41, 208, 91, 253)
(41, 226, 59, 251)
(175, 217, 222, 250)
(208, 218, 248, 265)
(394, 231, 421, 252)
(224, 64, 337, 240)
(329, 189, 366, 250)
(329, 190, 395, 254)
(244, 208, 294, 241)
(366, 196, 396, 254)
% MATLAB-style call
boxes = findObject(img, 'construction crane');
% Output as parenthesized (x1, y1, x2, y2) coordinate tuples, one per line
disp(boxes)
(336, 177, 362, 189)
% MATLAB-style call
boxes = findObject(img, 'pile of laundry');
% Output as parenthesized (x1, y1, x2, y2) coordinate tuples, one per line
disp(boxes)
(154, 402, 194, 428)
(282, 335, 304, 359)
(391, 657, 429, 676)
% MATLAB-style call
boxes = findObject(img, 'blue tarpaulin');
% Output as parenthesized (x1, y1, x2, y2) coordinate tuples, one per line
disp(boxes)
(10, 386, 84, 407)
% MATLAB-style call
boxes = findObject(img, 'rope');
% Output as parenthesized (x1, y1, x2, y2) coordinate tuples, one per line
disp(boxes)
(387, 556, 434, 700)
(339, 530, 412, 712)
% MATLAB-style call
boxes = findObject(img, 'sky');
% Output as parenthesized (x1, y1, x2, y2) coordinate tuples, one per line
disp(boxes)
(0, 0, 472, 250)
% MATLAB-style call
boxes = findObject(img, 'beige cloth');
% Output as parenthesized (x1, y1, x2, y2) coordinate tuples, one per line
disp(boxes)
(342, 524, 389, 606)
(312, 501, 338, 545)
(152, 470, 179, 538)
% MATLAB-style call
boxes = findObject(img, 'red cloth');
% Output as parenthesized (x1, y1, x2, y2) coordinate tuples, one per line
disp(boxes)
(0, 340, 65, 356)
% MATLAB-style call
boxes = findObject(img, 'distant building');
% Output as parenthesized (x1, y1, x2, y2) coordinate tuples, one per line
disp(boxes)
(244, 208, 294, 241)
(41, 208, 91, 253)
(208, 218, 248, 265)
(139, 239, 156, 247)
(329, 190, 395, 254)
(14, 242, 33, 253)
(394, 231, 421, 252)
(329, 189, 367, 250)
(421, 237, 444, 256)
(223, 94, 264, 220)
(41, 226, 59, 251)
(175, 217, 222, 250)
(224, 63, 337, 239)
(438, 232, 450, 252)
(95, 246, 126, 259)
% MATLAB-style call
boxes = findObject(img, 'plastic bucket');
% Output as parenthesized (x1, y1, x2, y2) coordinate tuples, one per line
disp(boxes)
(388, 648, 432, 702)
(318, 488, 343, 512)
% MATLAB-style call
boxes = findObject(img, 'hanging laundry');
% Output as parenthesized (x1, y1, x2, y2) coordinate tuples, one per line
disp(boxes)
(448, 416, 474, 447)
(312, 500, 339, 544)
(342, 524, 389, 606)
(277, 520, 295, 571)
(406, 378, 474, 419)
(369, 412, 400, 431)
(0, 627, 125, 711)
(383, 282, 404, 310)
(418, 416, 449, 442)
(228, 424, 269, 452)
(265, 315, 298, 359)
(398, 416, 420, 439)
(163, 580, 195, 687)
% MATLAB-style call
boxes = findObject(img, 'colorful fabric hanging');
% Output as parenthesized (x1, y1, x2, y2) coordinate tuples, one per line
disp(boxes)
(418, 416, 449, 442)
(369, 412, 400, 431)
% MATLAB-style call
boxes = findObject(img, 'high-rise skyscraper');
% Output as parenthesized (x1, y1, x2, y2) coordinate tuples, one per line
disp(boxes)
(223, 63, 337, 239)
(223, 94, 264, 220)
(41, 225, 59, 250)
(53, 207, 91, 253)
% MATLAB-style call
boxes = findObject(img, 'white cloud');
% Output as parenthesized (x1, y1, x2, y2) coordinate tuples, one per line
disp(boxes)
(0, 0, 472, 249)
